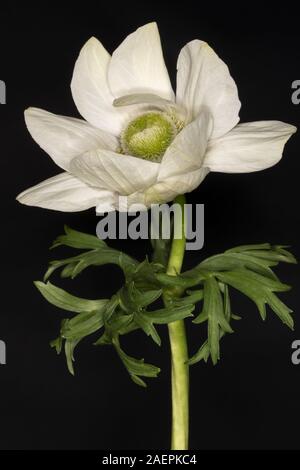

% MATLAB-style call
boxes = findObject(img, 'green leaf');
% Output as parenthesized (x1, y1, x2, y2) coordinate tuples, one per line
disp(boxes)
(64, 339, 80, 375)
(173, 290, 204, 306)
(244, 248, 297, 265)
(50, 336, 63, 354)
(118, 283, 162, 313)
(188, 331, 227, 366)
(231, 314, 242, 321)
(134, 312, 161, 346)
(224, 285, 231, 322)
(113, 336, 160, 387)
(60, 263, 77, 278)
(42, 236, 296, 379)
(188, 286, 233, 366)
(35, 281, 108, 313)
(266, 293, 294, 329)
(226, 243, 272, 253)
(94, 313, 134, 345)
(61, 308, 107, 341)
(51, 225, 106, 250)
(131, 303, 194, 347)
(216, 270, 294, 328)
(145, 304, 194, 324)
(130, 258, 164, 290)
(130, 287, 162, 308)
(226, 244, 297, 264)
(187, 340, 211, 365)
(200, 252, 279, 280)
(194, 277, 233, 365)
(273, 246, 297, 264)
(44, 244, 138, 281)
(156, 267, 207, 289)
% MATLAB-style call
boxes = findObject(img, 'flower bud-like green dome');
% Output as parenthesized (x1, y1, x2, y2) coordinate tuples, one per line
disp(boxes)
(121, 112, 178, 162)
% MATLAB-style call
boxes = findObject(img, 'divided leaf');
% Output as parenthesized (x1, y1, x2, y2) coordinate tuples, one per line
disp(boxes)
(37, 228, 296, 382)
(35, 281, 108, 313)
(194, 277, 233, 364)
(113, 336, 160, 387)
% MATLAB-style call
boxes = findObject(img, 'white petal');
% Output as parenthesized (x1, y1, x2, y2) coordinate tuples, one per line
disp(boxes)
(204, 121, 297, 173)
(114, 93, 176, 110)
(25, 108, 119, 172)
(16, 172, 114, 212)
(122, 168, 209, 210)
(108, 23, 174, 101)
(70, 149, 160, 195)
(158, 111, 213, 180)
(71, 37, 129, 135)
(176, 40, 241, 139)
(96, 194, 117, 214)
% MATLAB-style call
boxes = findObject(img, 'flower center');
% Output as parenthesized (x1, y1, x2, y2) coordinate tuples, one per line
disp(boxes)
(121, 112, 178, 162)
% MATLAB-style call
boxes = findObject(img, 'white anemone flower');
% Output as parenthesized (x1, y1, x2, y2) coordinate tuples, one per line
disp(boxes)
(17, 23, 296, 213)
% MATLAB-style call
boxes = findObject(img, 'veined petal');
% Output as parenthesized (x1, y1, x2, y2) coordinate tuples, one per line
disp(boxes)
(25, 108, 119, 172)
(204, 121, 297, 173)
(16, 172, 114, 212)
(71, 37, 129, 135)
(121, 168, 209, 210)
(70, 149, 160, 195)
(114, 93, 178, 112)
(108, 23, 174, 101)
(176, 40, 241, 139)
(158, 110, 213, 180)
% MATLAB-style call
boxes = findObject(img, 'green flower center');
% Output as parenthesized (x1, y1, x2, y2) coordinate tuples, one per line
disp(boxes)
(121, 112, 178, 162)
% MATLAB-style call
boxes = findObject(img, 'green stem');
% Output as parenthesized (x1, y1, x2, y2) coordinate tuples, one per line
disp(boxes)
(164, 194, 189, 450)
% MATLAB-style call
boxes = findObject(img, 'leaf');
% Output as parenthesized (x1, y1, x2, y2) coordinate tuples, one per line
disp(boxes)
(188, 332, 226, 366)
(145, 305, 194, 324)
(61, 308, 107, 341)
(133, 304, 194, 347)
(187, 340, 211, 365)
(130, 258, 164, 290)
(51, 225, 106, 250)
(130, 287, 162, 308)
(94, 313, 134, 345)
(273, 246, 297, 264)
(45, 236, 138, 281)
(60, 263, 77, 278)
(102, 295, 120, 323)
(64, 339, 80, 375)
(244, 249, 297, 265)
(156, 267, 207, 289)
(42, 236, 296, 379)
(188, 285, 236, 366)
(226, 269, 291, 292)
(194, 277, 233, 365)
(216, 270, 294, 328)
(50, 336, 63, 354)
(266, 293, 294, 329)
(173, 290, 204, 306)
(224, 285, 231, 322)
(118, 283, 162, 313)
(199, 253, 279, 280)
(226, 243, 272, 253)
(113, 336, 160, 387)
(226, 243, 297, 264)
(35, 281, 108, 313)
(134, 312, 161, 346)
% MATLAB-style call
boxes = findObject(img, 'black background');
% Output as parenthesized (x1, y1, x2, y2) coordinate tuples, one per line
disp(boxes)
(0, 2, 300, 451)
